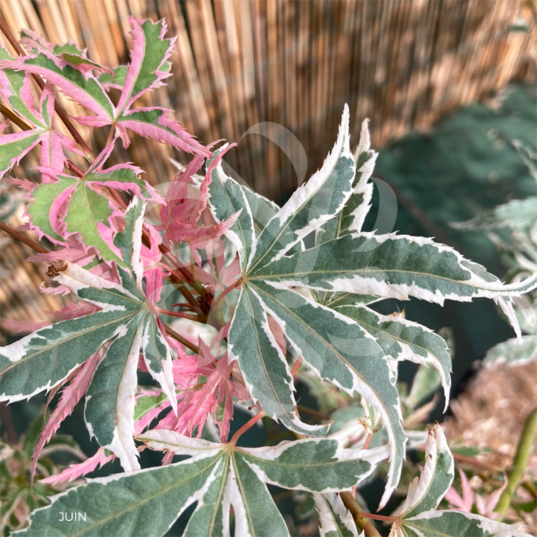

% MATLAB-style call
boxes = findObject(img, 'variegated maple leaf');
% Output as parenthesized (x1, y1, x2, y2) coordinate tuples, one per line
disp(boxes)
(0, 199, 175, 471)
(0, 18, 210, 157)
(16, 430, 388, 537)
(206, 106, 537, 508)
(388, 425, 531, 537)
(25, 154, 162, 262)
(0, 48, 82, 177)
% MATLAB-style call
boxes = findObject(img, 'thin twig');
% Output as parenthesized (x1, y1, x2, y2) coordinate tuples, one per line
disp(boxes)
(291, 356, 303, 377)
(157, 308, 205, 322)
(229, 412, 265, 445)
(0, 221, 48, 253)
(0, 101, 31, 130)
(163, 324, 201, 355)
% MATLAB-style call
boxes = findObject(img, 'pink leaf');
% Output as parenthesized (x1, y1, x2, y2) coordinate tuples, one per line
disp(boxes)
(52, 301, 100, 322)
(1, 56, 114, 120)
(40, 447, 114, 485)
(116, 108, 210, 156)
(27, 248, 95, 265)
(116, 17, 175, 113)
(0, 319, 48, 334)
(445, 470, 474, 512)
(31, 349, 104, 483)
(0, 129, 42, 178)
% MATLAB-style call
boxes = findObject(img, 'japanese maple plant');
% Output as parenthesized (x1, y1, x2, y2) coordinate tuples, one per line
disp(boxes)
(0, 17, 535, 537)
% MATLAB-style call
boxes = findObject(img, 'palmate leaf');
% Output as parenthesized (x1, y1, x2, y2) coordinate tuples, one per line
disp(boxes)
(1, 18, 209, 157)
(389, 426, 531, 537)
(0, 199, 175, 471)
(26, 164, 161, 260)
(208, 107, 537, 510)
(246, 279, 405, 502)
(15, 430, 387, 537)
(208, 108, 406, 507)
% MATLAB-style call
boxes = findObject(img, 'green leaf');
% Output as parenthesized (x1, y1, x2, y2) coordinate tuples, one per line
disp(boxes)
(391, 425, 531, 537)
(15, 432, 385, 537)
(98, 65, 128, 88)
(483, 335, 537, 366)
(394, 426, 454, 519)
(229, 286, 329, 436)
(314, 493, 358, 537)
(406, 365, 441, 410)
(208, 148, 256, 269)
(253, 233, 537, 305)
(117, 19, 173, 112)
(248, 105, 356, 272)
(318, 118, 378, 244)
(66, 182, 120, 263)
(0, 46, 44, 126)
(133, 392, 168, 422)
(334, 305, 451, 408)
(0, 200, 175, 471)
(240, 184, 280, 235)
(400, 511, 532, 537)
(0, 132, 41, 177)
(0, 305, 132, 403)
(27, 167, 157, 262)
(452, 197, 537, 231)
(84, 313, 146, 471)
(17, 450, 223, 537)
(20, 53, 115, 119)
(248, 280, 405, 505)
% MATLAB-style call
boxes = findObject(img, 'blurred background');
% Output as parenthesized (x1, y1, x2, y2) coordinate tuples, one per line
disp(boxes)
(0, 0, 536, 533)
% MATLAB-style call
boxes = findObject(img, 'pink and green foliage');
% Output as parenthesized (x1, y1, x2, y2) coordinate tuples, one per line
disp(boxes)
(0, 16, 237, 478)
(0, 16, 535, 537)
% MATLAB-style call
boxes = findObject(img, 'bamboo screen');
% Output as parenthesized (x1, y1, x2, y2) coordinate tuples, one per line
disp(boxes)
(0, 0, 535, 329)
(1, 0, 535, 200)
